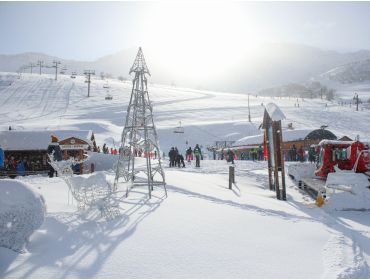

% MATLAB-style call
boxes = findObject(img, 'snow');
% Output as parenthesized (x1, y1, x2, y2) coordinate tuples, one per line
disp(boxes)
(325, 172, 370, 211)
(0, 179, 46, 253)
(265, 102, 286, 121)
(0, 72, 370, 278)
(287, 162, 316, 181)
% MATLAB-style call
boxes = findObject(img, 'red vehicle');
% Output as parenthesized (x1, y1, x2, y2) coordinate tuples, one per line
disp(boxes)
(315, 140, 370, 178)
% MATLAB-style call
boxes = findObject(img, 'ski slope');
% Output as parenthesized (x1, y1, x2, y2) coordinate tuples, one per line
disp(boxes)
(1, 72, 370, 152)
(0, 72, 370, 278)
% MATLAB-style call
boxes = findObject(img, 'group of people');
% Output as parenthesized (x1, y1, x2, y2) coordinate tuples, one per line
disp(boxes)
(0, 156, 27, 175)
(168, 144, 203, 168)
(286, 144, 305, 162)
(99, 144, 118, 155)
(168, 147, 185, 168)
(235, 145, 264, 161)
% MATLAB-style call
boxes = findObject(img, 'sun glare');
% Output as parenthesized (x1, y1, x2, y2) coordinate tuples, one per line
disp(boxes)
(139, 2, 263, 80)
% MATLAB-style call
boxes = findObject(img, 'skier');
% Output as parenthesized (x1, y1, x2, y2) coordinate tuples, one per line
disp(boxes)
(298, 146, 305, 162)
(257, 145, 264, 161)
(194, 144, 202, 167)
(226, 149, 235, 164)
(308, 145, 316, 163)
(291, 144, 297, 161)
(177, 154, 185, 168)
(16, 160, 25, 176)
(186, 147, 193, 162)
(169, 147, 176, 167)
(0, 145, 4, 169)
(174, 147, 180, 167)
(47, 135, 63, 177)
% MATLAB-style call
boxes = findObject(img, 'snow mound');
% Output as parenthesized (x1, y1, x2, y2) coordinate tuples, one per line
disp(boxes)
(84, 151, 118, 172)
(288, 162, 316, 181)
(0, 179, 46, 253)
(325, 173, 370, 211)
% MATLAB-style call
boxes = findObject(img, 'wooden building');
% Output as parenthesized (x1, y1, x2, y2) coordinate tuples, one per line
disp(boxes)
(231, 128, 337, 160)
(0, 130, 97, 175)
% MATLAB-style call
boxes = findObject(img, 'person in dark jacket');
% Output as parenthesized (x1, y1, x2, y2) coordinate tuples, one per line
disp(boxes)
(47, 135, 62, 177)
(194, 144, 202, 167)
(0, 145, 4, 169)
(177, 154, 185, 168)
(169, 147, 176, 167)
(226, 149, 235, 164)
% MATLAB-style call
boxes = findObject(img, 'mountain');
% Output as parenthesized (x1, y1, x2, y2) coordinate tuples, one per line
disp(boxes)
(320, 58, 370, 84)
(2, 43, 370, 92)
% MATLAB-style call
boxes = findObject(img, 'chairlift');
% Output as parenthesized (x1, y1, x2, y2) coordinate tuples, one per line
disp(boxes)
(70, 72, 77, 79)
(60, 66, 67, 75)
(103, 81, 110, 89)
(105, 88, 113, 100)
(173, 121, 184, 134)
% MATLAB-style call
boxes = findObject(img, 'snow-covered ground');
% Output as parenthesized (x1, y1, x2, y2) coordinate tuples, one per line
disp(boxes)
(0, 72, 370, 278)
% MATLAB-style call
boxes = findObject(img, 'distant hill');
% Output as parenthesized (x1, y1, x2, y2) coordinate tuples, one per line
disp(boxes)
(2, 43, 370, 92)
(321, 58, 370, 84)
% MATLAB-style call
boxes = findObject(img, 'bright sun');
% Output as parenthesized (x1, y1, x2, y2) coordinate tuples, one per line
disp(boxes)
(138, 2, 263, 81)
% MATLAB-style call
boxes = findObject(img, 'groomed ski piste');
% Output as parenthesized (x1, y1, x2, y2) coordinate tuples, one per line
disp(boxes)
(0, 72, 370, 278)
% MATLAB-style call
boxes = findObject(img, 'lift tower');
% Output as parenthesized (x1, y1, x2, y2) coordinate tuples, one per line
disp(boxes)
(114, 47, 166, 198)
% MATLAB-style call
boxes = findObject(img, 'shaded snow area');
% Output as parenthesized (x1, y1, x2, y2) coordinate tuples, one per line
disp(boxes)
(0, 179, 46, 253)
(0, 73, 370, 278)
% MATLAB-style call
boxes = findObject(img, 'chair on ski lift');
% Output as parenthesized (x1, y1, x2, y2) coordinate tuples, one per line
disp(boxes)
(105, 88, 113, 100)
(103, 82, 110, 89)
(105, 93, 113, 100)
(60, 66, 67, 75)
(173, 121, 184, 134)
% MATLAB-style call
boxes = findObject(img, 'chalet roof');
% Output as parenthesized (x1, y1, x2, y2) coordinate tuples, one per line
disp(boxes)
(0, 130, 94, 151)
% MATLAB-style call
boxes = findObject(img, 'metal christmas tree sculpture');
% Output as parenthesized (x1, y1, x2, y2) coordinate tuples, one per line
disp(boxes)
(114, 47, 166, 198)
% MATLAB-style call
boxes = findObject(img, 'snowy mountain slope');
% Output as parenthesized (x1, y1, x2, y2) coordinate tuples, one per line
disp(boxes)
(3, 43, 370, 92)
(321, 58, 370, 84)
(1, 72, 369, 153)
(0, 72, 370, 278)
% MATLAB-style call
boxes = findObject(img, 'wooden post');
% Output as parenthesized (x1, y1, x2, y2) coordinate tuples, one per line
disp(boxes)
(278, 122, 287, 200)
(265, 128, 274, 191)
(229, 166, 235, 189)
(272, 122, 281, 200)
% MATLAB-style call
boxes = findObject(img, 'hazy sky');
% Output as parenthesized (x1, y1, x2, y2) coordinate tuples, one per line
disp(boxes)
(1, 1, 370, 61)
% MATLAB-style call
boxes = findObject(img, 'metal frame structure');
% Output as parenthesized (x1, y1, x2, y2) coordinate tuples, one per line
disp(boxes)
(114, 47, 166, 198)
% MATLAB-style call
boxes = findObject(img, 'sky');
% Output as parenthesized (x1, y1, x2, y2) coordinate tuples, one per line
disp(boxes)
(1, 1, 370, 61)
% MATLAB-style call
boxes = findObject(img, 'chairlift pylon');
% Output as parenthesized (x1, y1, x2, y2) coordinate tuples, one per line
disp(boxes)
(173, 121, 184, 134)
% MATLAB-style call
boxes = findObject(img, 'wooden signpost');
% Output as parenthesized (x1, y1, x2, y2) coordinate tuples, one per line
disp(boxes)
(262, 103, 287, 200)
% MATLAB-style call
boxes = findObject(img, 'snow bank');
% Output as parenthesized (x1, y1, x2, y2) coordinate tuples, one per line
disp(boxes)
(84, 152, 118, 172)
(0, 179, 46, 253)
(325, 172, 370, 210)
(287, 162, 316, 181)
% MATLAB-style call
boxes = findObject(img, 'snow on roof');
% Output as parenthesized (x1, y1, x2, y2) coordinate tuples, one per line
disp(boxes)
(265, 103, 286, 121)
(234, 129, 313, 146)
(0, 130, 93, 151)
